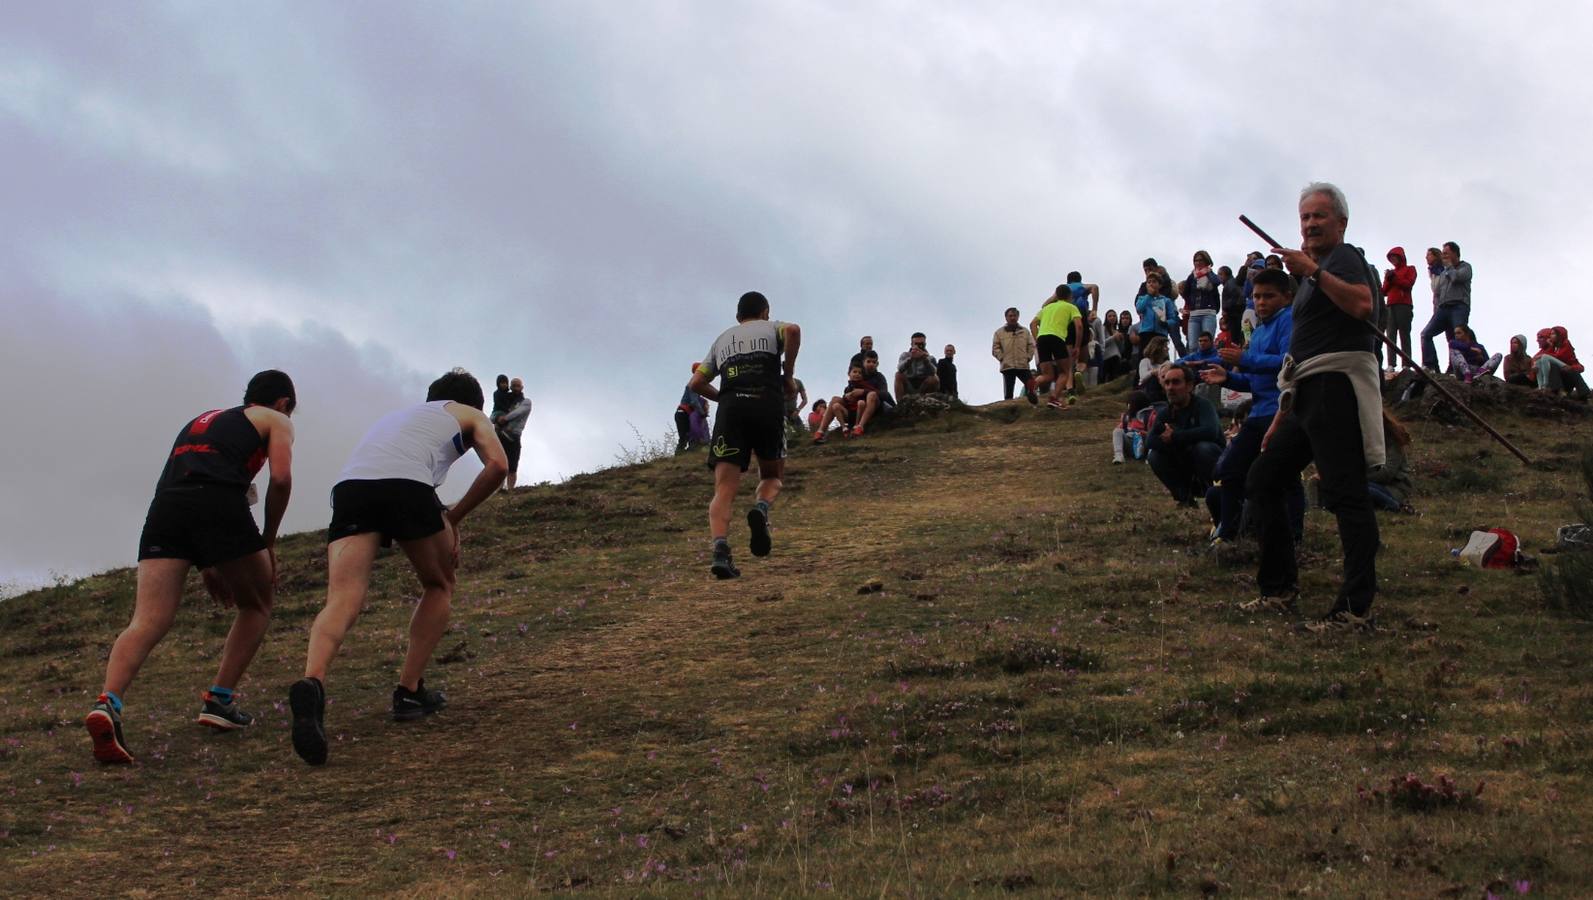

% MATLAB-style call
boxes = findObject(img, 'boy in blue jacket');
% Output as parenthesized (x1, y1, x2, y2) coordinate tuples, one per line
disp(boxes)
(1199, 268, 1303, 545)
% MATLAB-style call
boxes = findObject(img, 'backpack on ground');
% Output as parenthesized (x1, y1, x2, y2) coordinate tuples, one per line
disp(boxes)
(1457, 528, 1522, 569)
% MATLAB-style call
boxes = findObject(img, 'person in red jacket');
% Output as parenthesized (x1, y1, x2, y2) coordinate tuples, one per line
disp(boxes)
(1534, 326, 1589, 399)
(1381, 247, 1418, 373)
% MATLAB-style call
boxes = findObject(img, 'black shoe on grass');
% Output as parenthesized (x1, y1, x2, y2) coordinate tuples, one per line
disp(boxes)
(711, 543, 741, 579)
(392, 680, 448, 721)
(289, 677, 328, 766)
(747, 507, 772, 558)
(85, 695, 134, 765)
(196, 692, 254, 731)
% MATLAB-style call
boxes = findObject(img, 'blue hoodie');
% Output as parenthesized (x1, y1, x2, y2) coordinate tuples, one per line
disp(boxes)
(1223, 305, 1292, 420)
(1136, 292, 1175, 337)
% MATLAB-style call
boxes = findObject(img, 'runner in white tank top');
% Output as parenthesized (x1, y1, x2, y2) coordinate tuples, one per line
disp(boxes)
(290, 370, 508, 767)
(337, 400, 469, 487)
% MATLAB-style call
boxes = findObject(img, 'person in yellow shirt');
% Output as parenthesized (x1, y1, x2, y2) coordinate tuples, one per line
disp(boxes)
(1030, 286, 1085, 409)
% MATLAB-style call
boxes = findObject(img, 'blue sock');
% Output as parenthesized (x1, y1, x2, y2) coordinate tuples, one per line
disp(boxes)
(103, 690, 123, 713)
(208, 685, 235, 704)
(754, 499, 771, 516)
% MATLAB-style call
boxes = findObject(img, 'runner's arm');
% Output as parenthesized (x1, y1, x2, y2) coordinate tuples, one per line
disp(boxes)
(261, 413, 294, 546)
(781, 323, 801, 394)
(446, 406, 509, 527)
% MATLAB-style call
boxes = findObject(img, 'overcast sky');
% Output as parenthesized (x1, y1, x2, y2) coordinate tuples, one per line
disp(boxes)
(3, 2, 1589, 590)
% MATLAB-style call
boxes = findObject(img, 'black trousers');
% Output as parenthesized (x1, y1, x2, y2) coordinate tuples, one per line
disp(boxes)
(1001, 368, 1031, 399)
(1245, 373, 1378, 614)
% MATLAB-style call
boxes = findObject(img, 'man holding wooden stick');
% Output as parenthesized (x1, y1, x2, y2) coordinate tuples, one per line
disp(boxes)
(1242, 183, 1383, 632)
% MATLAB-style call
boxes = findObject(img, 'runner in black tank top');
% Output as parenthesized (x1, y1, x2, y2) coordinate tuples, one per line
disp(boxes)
(86, 370, 297, 765)
(153, 406, 269, 493)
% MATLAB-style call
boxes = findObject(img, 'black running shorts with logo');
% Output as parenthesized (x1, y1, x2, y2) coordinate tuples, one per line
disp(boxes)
(706, 406, 787, 472)
(138, 485, 265, 569)
(1036, 334, 1071, 364)
(327, 479, 446, 545)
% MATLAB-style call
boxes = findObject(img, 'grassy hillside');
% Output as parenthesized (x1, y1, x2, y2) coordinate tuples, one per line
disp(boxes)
(2, 380, 1591, 897)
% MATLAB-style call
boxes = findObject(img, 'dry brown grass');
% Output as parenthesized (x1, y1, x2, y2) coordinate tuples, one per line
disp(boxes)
(2, 381, 1591, 896)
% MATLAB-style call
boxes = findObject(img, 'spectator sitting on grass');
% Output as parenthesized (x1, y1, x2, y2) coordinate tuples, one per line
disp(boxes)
(1146, 363, 1225, 507)
(1310, 411, 1416, 513)
(937, 344, 959, 399)
(860, 351, 898, 415)
(1137, 335, 1170, 392)
(784, 376, 809, 430)
(1502, 335, 1535, 387)
(806, 399, 828, 431)
(895, 332, 942, 397)
(1111, 390, 1154, 464)
(1177, 332, 1220, 367)
(815, 363, 880, 442)
(1534, 326, 1590, 400)
(1447, 324, 1500, 382)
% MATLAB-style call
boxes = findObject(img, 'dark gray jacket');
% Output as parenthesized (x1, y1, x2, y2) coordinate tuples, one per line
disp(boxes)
(1436, 261, 1472, 308)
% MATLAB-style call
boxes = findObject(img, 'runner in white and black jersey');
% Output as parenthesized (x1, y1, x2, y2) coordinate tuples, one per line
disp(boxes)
(85, 370, 297, 765)
(288, 369, 507, 766)
(687, 291, 802, 578)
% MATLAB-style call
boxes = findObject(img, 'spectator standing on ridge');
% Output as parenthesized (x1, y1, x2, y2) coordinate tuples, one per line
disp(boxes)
(1032, 288, 1085, 408)
(1100, 310, 1126, 382)
(686, 291, 802, 580)
(849, 335, 874, 373)
(993, 306, 1038, 402)
(494, 377, 532, 489)
(1245, 182, 1383, 632)
(1146, 364, 1225, 505)
(937, 344, 959, 399)
(1221, 264, 1246, 345)
(675, 362, 709, 454)
(1180, 251, 1223, 350)
(1134, 272, 1176, 364)
(289, 368, 507, 766)
(1136, 260, 1185, 357)
(1199, 268, 1298, 548)
(1534, 326, 1590, 399)
(85, 371, 297, 765)
(1502, 335, 1535, 387)
(1381, 247, 1417, 372)
(1421, 241, 1472, 370)
(895, 332, 941, 397)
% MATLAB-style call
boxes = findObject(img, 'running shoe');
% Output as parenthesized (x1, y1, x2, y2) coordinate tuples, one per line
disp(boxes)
(748, 507, 772, 558)
(1046, 398, 1066, 410)
(392, 681, 448, 721)
(1238, 592, 1298, 614)
(1066, 389, 1078, 405)
(196, 692, 254, 731)
(85, 695, 134, 765)
(710, 544, 741, 579)
(851, 424, 865, 438)
(812, 431, 826, 445)
(289, 677, 328, 766)
(1300, 609, 1376, 634)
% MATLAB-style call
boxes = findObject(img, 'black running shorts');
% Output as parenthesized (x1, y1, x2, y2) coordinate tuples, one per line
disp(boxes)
(706, 406, 787, 472)
(327, 479, 446, 545)
(1036, 335, 1071, 364)
(138, 485, 264, 569)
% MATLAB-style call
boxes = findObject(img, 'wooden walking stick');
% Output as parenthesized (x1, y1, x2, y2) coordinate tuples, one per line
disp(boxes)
(1238, 215, 1533, 466)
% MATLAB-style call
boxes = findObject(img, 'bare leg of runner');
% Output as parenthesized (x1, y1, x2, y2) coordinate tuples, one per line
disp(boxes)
(208, 548, 276, 689)
(103, 558, 190, 697)
(395, 526, 457, 691)
(303, 533, 382, 681)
